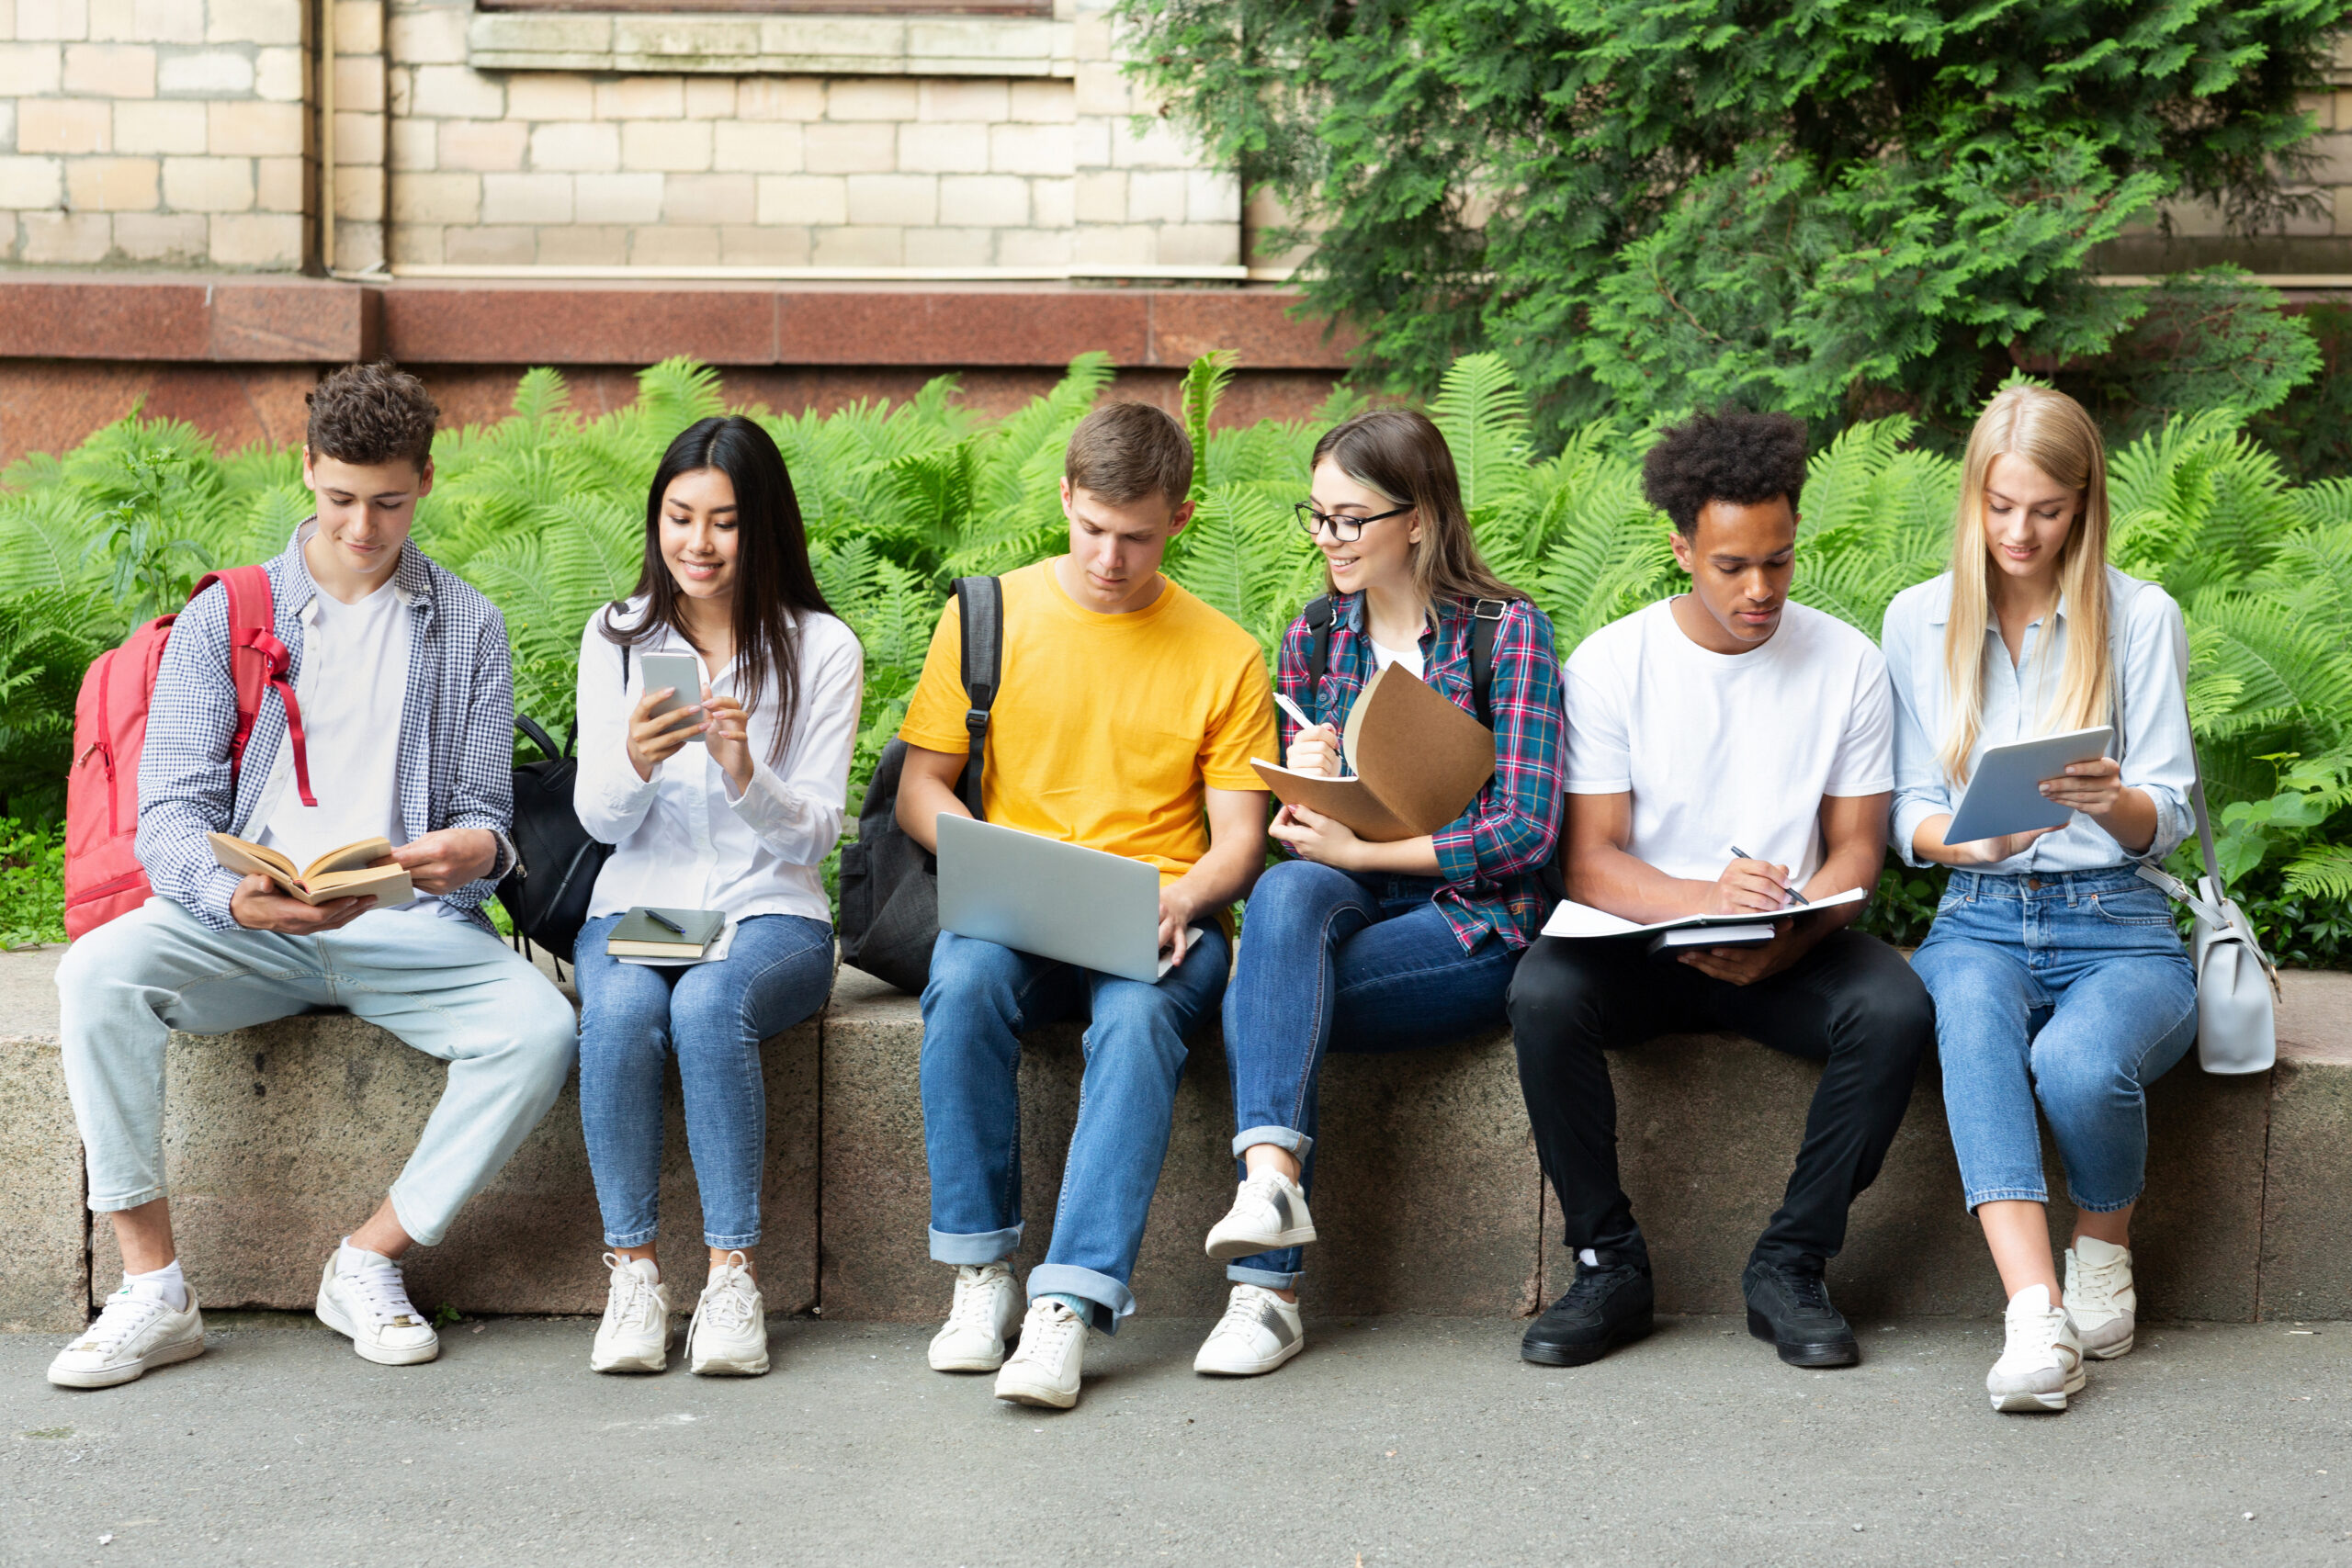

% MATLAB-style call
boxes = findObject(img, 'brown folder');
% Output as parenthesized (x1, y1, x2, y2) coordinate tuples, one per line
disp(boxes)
(1250, 662, 1497, 841)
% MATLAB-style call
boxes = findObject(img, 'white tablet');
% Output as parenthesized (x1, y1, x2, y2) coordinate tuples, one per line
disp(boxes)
(1944, 726, 2115, 844)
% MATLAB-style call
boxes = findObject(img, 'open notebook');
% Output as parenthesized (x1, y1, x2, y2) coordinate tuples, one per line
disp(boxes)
(1541, 886, 1867, 942)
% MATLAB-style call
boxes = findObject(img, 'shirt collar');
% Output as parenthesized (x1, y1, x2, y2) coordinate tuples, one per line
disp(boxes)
(1922, 576, 2069, 631)
(287, 518, 427, 621)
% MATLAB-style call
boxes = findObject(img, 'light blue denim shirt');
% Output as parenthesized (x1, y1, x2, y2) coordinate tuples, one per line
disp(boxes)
(1882, 564, 2194, 874)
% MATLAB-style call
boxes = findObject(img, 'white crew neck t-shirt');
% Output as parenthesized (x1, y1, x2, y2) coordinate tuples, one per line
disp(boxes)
(1563, 598, 1894, 888)
(1369, 637, 1425, 681)
(254, 576, 414, 886)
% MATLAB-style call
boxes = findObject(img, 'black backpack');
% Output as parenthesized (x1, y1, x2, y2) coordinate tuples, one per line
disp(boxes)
(837, 577, 1002, 995)
(496, 644, 632, 970)
(1299, 593, 1566, 899)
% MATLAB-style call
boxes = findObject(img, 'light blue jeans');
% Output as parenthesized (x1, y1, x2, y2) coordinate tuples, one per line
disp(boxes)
(572, 911, 835, 1249)
(919, 925, 1230, 1334)
(56, 897, 577, 1246)
(1913, 867, 2198, 1213)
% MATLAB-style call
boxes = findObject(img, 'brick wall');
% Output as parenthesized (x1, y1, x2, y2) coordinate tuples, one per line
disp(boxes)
(0, 0, 314, 268)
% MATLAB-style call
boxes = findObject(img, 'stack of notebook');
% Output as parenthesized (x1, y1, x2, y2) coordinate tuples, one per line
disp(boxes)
(606, 907, 727, 961)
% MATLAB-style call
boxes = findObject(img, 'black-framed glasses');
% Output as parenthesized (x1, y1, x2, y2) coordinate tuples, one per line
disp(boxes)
(1294, 502, 1412, 542)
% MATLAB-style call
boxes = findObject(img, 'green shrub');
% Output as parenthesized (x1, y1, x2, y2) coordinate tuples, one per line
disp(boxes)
(2, 354, 2345, 964)
(0, 818, 65, 948)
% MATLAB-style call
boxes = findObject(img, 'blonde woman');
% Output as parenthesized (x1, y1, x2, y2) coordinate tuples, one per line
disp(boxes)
(1883, 385, 2198, 1415)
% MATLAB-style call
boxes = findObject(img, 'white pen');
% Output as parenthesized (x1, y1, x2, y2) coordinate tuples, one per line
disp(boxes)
(1272, 690, 1317, 733)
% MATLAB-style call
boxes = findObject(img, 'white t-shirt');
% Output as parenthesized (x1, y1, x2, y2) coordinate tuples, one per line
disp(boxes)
(1370, 638, 1425, 681)
(1563, 598, 1894, 887)
(254, 578, 413, 879)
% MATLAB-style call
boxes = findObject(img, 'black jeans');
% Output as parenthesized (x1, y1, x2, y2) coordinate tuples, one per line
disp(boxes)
(1508, 928, 1933, 1273)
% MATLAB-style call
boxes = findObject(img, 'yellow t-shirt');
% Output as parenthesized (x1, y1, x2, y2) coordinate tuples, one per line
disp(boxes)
(898, 559, 1276, 883)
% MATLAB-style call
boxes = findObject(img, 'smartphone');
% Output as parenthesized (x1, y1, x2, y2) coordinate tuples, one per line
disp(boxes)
(639, 652, 707, 743)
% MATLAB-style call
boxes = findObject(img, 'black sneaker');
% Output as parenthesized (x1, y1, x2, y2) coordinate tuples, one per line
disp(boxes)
(1521, 1258, 1654, 1367)
(1742, 1258, 1859, 1368)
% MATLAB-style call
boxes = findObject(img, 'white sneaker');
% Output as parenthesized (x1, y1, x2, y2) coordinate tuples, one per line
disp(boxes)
(1986, 1284, 2085, 1413)
(590, 1254, 672, 1373)
(1204, 1169, 1317, 1261)
(47, 1283, 206, 1389)
(685, 1252, 769, 1376)
(1193, 1284, 1306, 1376)
(929, 1261, 1023, 1372)
(994, 1299, 1087, 1409)
(2065, 1236, 2137, 1359)
(314, 1250, 439, 1366)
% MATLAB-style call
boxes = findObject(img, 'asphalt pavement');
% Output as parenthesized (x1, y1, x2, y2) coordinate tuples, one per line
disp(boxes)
(2, 1311, 2346, 1567)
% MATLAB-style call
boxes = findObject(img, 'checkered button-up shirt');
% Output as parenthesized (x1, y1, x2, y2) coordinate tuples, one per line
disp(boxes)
(135, 527, 517, 932)
(1276, 592, 1566, 952)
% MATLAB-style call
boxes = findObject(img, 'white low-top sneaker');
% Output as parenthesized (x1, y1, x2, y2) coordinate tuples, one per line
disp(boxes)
(1204, 1169, 1317, 1261)
(1193, 1284, 1305, 1376)
(929, 1261, 1023, 1372)
(686, 1252, 769, 1376)
(994, 1298, 1086, 1409)
(591, 1254, 672, 1374)
(2065, 1236, 2137, 1359)
(48, 1284, 205, 1389)
(1987, 1284, 2085, 1413)
(314, 1251, 439, 1366)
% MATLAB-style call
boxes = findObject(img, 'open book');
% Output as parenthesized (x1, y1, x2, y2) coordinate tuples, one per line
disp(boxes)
(1541, 886, 1867, 941)
(208, 832, 413, 908)
(1250, 662, 1498, 841)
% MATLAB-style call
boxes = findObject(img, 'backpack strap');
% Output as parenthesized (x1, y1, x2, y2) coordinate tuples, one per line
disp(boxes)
(1302, 595, 1335, 725)
(1467, 598, 1508, 729)
(953, 576, 1003, 821)
(197, 566, 314, 808)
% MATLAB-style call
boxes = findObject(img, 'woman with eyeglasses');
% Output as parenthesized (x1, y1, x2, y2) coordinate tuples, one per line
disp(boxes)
(1193, 408, 1565, 1378)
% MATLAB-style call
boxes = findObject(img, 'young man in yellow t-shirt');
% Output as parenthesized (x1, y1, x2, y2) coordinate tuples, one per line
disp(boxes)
(894, 400, 1277, 1410)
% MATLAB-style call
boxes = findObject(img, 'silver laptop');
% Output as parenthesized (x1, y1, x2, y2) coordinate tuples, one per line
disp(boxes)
(935, 815, 1183, 984)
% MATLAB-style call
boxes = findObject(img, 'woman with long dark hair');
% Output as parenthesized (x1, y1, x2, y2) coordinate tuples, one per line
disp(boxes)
(571, 414, 863, 1377)
(1194, 409, 1565, 1376)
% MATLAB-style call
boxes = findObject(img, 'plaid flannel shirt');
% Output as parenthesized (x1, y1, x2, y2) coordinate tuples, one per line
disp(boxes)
(1276, 592, 1565, 952)
(135, 527, 516, 932)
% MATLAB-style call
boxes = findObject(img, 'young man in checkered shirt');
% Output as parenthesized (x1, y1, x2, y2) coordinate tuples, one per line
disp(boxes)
(49, 364, 575, 1390)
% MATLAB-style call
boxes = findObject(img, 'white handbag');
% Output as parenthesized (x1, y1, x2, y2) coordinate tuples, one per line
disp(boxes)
(2132, 757, 2279, 1075)
(2106, 581, 2278, 1073)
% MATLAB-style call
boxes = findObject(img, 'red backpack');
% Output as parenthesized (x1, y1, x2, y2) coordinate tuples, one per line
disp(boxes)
(63, 567, 315, 939)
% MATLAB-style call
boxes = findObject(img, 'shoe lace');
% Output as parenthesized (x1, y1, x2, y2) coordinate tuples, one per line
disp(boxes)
(76, 1291, 165, 1352)
(946, 1265, 1008, 1333)
(1563, 1261, 1633, 1308)
(1020, 1303, 1083, 1360)
(1215, 1286, 1276, 1337)
(1777, 1268, 1832, 1313)
(700, 1258, 760, 1335)
(603, 1253, 660, 1328)
(342, 1260, 424, 1328)
(2073, 1249, 2129, 1307)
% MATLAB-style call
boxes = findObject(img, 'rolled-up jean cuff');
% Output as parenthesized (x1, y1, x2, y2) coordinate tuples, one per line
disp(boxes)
(1227, 1263, 1301, 1290)
(603, 1224, 659, 1249)
(1232, 1124, 1312, 1161)
(88, 1183, 167, 1215)
(1963, 1185, 2050, 1214)
(930, 1224, 1022, 1266)
(2067, 1188, 2143, 1214)
(705, 1230, 762, 1251)
(1027, 1264, 1134, 1336)
(387, 1181, 450, 1248)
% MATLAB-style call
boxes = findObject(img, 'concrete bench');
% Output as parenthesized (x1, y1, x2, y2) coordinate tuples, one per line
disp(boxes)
(3, 950, 2346, 1333)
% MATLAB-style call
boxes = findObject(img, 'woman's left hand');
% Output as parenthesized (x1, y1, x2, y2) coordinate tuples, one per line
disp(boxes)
(2039, 755, 2123, 817)
(701, 686, 754, 792)
(1268, 802, 1363, 871)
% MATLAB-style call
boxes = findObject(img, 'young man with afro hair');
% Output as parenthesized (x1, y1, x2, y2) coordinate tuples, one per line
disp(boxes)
(1507, 409, 1932, 1372)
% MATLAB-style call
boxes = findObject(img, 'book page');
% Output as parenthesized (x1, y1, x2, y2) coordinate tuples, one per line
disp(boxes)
(1542, 886, 1867, 941)
(208, 832, 300, 890)
(302, 838, 394, 880)
(303, 864, 414, 907)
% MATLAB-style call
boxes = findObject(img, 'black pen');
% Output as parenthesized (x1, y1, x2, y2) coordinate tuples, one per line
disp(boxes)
(646, 909, 687, 934)
(1728, 845, 1799, 910)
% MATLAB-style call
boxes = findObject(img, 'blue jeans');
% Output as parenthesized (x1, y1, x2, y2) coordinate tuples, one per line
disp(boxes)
(1221, 861, 1519, 1287)
(920, 924, 1230, 1334)
(573, 912, 835, 1249)
(1913, 868, 2198, 1213)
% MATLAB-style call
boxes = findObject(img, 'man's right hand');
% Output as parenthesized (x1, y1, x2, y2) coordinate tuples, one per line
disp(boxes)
(1707, 856, 1794, 916)
(230, 873, 373, 933)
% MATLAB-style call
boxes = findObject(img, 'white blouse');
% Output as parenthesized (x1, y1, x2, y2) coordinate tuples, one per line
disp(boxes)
(1882, 565, 2195, 874)
(574, 600, 864, 925)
